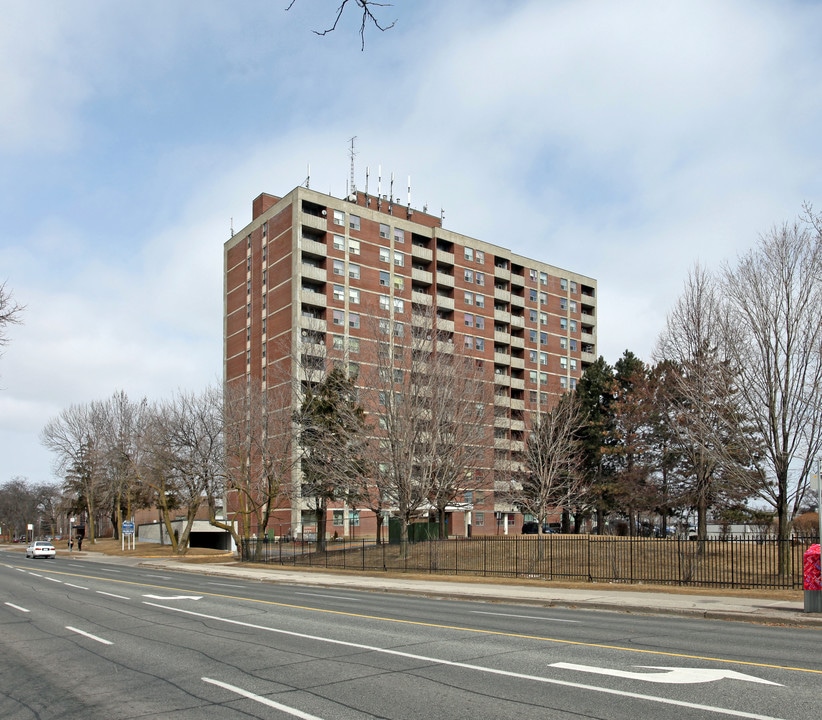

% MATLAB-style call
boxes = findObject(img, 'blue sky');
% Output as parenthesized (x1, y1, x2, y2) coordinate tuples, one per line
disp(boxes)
(2, 0, 821, 485)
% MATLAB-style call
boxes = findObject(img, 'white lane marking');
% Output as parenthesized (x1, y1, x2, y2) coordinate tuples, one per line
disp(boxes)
(294, 592, 352, 601)
(471, 610, 579, 623)
(97, 591, 129, 600)
(206, 582, 245, 588)
(66, 626, 113, 645)
(4, 602, 30, 613)
(28, 572, 42, 577)
(550, 663, 781, 686)
(44, 577, 62, 583)
(143, 574, 172, 580)
(145, 603, 786, 720)
(203, 677, 326, 719)
(65, 583, 89, 590)
(143, 594, 202, 600)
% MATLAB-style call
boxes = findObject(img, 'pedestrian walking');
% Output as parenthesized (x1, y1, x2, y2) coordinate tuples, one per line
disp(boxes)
(68, 538, 73, 552)
(77, 536, 83, 551)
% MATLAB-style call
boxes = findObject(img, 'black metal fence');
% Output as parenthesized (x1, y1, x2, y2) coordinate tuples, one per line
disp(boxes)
(239, 534, 818, 590)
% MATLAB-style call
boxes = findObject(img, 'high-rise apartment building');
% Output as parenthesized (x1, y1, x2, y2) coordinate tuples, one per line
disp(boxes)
(224, 185, 597, 539)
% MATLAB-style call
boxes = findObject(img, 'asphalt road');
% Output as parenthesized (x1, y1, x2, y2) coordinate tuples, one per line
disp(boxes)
(1, 549, 820, 720)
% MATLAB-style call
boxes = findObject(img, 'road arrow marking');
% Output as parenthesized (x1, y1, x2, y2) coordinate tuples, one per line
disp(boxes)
(549, 663, 781, 686)
(142, 594, 202, 600)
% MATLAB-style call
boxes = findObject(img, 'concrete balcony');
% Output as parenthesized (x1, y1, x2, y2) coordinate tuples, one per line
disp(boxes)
(510, 315, 525, 328)
(582, 351, 597, 364)
(436, 340, 454, 354)
(510, 356, 525, 370)
(509, 335, 525, 349)
(494, 351, 510, 365)
(510, 294, 525, 308)
(582, 331, 596, 343)
(300, 237, 327, 256)
(435, 294, 454, 311)
(511, 419, 525, 432)
(299, 316, 327, 333)
(511, 272, 525, 287)
(300, 213, 327, 232)
(411, 244, 433, 262)
(494, 393, 511, 407)
(493, 373, 511, 387)
(436, 273, 455, 288)
(301, 264, 326, 283)
(510, 398, 525, 411)
(494, 287, 511, 303)
(412, 290, 432, 306)
(436, 250, 455, 266)
(510, 377, 525, 390)
(412, 267, 433, 285)
(494, 330, 511, 344)
(437, 319, 455, 333)
(494, 437, 511, 450)
(494, 415, 512, 429)
(494, 266, 511, 281)
(510, 440, 525, 452)
(494, 309, 509, 323)
(300, 289, 327, 307)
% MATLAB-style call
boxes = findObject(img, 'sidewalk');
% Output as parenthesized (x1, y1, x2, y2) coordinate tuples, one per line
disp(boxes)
(76, 552, 822, 627)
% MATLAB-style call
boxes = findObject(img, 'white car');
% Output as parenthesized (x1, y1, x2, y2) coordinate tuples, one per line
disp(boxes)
(26, 541, 56, 559)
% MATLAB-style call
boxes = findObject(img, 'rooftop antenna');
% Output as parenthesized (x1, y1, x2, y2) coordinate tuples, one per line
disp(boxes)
(377, 165, 382, 211)
(440, 208, 445, 227)
(348, 136, 358, 199)
(230, 217, 234, 237)
(365, 167, 371, 206)
(389, 172, 394, 214)
(407, 175, 413, 217)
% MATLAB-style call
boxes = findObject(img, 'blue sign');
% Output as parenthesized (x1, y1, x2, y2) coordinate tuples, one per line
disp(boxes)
(122, 521, 135, 536)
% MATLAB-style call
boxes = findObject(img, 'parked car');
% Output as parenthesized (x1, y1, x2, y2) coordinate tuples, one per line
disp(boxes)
(26, 541, 56, 559)
(522, 522, 557, 535)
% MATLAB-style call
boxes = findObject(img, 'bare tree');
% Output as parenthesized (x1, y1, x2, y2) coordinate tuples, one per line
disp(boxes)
(720, 211, 822, 569)
(0, 280, 24, 356)
(285, 0, 397, 50)
(504, 393, 586, 532)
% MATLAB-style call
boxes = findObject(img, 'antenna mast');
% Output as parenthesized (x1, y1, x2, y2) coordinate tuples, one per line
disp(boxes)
(348, 136, 358, 198)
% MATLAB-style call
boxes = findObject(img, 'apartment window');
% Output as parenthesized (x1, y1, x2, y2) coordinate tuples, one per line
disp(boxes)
(475, 316, 485, 330)
(560, 297, 568, 310)
(349, 263, 361, 279)
(393, 298, 404, 313)
(540, 271, 548, 285)
(570, 377, 577, 389)
(539, 292, 547, 305)
(333, 234, 345, 251)
(529, 268, 538, 281)
(540, 392, 548, 403)
(476, 272, 485, 286)
(394, 322, 404, 337)
(560, 376, 568, 389)
(349, 288, 360, 304)
(394, 276, 404, 291)
(464, 291, 473, 306)
(570, 359, 578, 371)
(529, 390, 537, 403)
(394, 251, 404, 267)
(560, 278, 568, 290)
(380, 247, 390, 263)
(380, 270, 390, 286)
(570, 320, 577, 332)
(379, 223, 390, 238)
(333, 284, 345, 301)
(394, 228, 405, 243)
(540, 332, 548, 345)
(540, 352, 548, 365)
(379, 318, 390, 334)
(349, 313, 360, 329)
(475, 337, 485, 351)
(464, 336, 474, 349)
(560, 357, 568, 369)
(475, 512, 485, 527)
(570, 281, 577, 293)
(348, 239, 360, 255)
(379, 295, 390, 311)
(464, 247, 474, 262)
(464, 269, 474, 283)
(475, 250, 484, 264)
(529, 309, 537, 322)
(560, 318, 568, 330)
(560, 337, 568, 350)
(570, 300, 577, 313)
(475, 294, 485, 308)
(529, 289, 538, 302)
(332, 309, 344, 325)
(333, 259, 345, 275)
(333, 210, 344, 225)
(529, 329, 537, 343)
(464, 313, 474, 327)
(332, 335, 344, 350)
(570, 339, 577, 351)
(540, 312, 548, 324)
(349, 214, 360, 230)
(540, 372, 548, 383)
(529, 370, 538, 383)
(529, 350, 537, 363)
